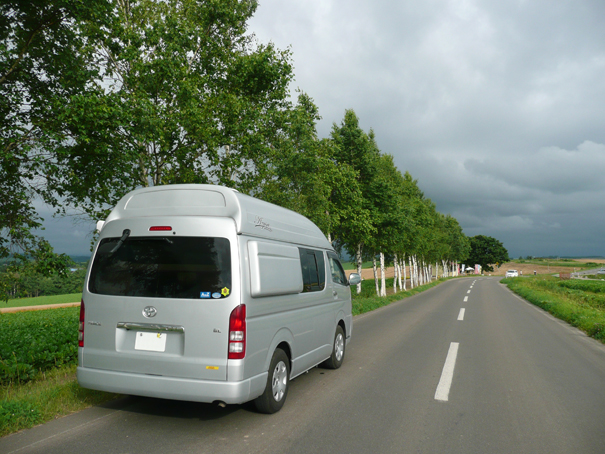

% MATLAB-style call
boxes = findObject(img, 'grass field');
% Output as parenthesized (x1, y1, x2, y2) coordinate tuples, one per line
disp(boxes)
(502, 275, 605, 343)
(2, 293, 82, 309)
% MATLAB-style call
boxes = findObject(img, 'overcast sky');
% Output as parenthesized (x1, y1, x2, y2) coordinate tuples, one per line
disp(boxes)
(39, 0, 605, 259)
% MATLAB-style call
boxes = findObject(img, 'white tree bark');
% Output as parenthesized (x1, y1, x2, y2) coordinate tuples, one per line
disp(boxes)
(380, 252, 386, 297)
(393, 253, 398, 293)
(398, 255, 403, 290)
(412, 256, 418, 287)
(356, 243, 363, 294)
(402, 257, 407, 290)
(372, 256, 379, 296)
(409, 256, 414, 288)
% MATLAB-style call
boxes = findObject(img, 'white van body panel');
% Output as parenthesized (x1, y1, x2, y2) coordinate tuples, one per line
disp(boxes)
(77, 184, 352, 406)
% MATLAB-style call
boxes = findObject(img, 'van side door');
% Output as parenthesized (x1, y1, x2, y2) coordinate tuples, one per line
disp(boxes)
(327, 252, 352, 339)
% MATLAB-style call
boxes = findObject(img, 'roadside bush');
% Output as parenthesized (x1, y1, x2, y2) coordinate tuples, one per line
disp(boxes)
(0, 308, 79, 385)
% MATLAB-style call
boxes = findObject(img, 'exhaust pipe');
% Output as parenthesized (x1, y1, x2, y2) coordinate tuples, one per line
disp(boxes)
(213, 401, 227, 408)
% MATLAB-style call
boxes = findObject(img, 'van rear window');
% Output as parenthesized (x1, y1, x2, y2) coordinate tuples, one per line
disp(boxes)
(88, 237, 231, 299)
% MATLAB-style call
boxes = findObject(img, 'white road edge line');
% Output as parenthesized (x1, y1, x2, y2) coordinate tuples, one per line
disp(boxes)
(458, 308, 465, 320)
(434, 342, 460, 402)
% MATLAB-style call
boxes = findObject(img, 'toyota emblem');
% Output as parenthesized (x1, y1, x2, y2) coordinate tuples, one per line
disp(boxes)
(142, 306, 157, 318)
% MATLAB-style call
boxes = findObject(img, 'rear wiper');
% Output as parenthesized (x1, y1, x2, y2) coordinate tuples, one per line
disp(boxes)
(108, 229, 131, 255)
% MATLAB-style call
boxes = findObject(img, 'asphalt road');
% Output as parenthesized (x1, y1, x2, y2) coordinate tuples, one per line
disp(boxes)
(3, 277, 605, 454)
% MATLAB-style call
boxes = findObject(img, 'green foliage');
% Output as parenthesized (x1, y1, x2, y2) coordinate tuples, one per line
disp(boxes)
(467, 235, 509, 272)
(0, 308, 79, 385)
(0, 400, 42, 433)
(0, 0, 110, 262)
(0, 251, 77, 301)
(51, 0, 294, 221)
(260, 95, 372, 246)
(2, 266, 84, 300)
(502, 276, 605, 342)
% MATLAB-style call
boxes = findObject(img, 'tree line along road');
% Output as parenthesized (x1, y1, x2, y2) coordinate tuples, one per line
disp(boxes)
(2, 277, 605, 454)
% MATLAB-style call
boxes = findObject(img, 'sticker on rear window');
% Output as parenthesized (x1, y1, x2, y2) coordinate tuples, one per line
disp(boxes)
(221, 287, 230, 297)
(212, 292, 221, 299)
(200, 292, 211, 299)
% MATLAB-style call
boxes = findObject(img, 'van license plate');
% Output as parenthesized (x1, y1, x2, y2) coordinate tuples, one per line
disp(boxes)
(134, 332, 167, 352)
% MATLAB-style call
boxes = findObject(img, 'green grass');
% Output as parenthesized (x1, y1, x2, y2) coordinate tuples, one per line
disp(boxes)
(351, 276, 447, 315)
(1, 364, 118, 437)
(502, 276, 605, 343)
(341, 261, 374, 270)
(2, 293, 81, 308)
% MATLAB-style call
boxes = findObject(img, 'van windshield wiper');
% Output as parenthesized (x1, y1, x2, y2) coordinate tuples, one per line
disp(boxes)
(108, 229, 131, 255)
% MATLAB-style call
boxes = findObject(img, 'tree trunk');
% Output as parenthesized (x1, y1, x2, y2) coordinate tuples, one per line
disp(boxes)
(356, 243, 363, 294)
(372, 256, 379, 296)
(410, 256, 415, 288)
(393, 253, 399, 293)
(380, 252, 386, 297)
(410, 256, 414, 288)
(402, 257, 407, 290)
(398, 255, 403, 291)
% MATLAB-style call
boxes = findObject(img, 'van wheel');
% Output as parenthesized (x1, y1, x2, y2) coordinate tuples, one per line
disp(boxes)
(254, 348, 290, 414)
(322, 325, 345, 369)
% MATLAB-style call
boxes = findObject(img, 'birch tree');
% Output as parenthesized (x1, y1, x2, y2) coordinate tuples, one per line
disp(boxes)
(49, 0, 294, 221)
(0, 0, 107, 297)
(261, 93, 371, 249)
(330, 110, 378, 293)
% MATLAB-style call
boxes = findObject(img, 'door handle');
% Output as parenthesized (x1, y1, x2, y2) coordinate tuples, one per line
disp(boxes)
(333, 291, 338, 296)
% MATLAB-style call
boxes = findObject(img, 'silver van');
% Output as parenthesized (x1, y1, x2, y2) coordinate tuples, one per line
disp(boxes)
(77, 184, 360, 413)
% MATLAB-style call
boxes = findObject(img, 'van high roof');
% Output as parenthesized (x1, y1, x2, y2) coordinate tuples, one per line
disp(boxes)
(102, 184, 333, 250)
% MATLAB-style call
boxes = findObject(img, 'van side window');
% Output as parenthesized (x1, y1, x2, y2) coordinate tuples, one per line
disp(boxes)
(328, 252, 347, 286)
(299, 248, 326, 293)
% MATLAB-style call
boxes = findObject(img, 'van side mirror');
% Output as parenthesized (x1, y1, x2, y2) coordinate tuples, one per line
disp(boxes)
(348, 273, 361, 286)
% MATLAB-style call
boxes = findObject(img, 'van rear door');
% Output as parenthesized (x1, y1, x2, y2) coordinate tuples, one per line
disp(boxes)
(81, 217, 238, 382)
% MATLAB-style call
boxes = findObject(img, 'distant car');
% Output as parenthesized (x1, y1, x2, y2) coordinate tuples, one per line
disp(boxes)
(505, 270, 518, 278)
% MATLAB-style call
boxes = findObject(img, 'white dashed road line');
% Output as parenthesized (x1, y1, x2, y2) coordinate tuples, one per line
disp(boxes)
(458, 308, 465, 321)
(435, 342, 460, 402)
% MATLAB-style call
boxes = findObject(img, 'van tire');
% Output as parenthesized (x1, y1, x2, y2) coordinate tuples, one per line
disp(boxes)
(254, 348, 290, 414)
(322, 325, 345, 369)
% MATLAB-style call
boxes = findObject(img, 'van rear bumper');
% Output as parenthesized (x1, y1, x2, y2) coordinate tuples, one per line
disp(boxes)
(77, 366, 267, 404)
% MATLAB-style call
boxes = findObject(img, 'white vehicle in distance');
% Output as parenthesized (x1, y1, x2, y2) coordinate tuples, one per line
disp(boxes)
(77, 184, 361, 413)
(505, 270, 519, 278)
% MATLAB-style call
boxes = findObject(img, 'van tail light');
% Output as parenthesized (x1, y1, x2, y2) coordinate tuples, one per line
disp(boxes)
(228, 304, 246, 360)
(78, 300, 85, 347)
